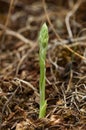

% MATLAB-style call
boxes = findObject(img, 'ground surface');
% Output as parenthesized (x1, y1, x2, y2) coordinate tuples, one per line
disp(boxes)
(0, 0, 86, 130)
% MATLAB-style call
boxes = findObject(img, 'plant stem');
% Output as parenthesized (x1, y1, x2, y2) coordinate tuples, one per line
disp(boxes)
(39, 23, 49, 118)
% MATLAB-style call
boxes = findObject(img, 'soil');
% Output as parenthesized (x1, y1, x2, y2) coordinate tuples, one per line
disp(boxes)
(0, 0, 86, 130)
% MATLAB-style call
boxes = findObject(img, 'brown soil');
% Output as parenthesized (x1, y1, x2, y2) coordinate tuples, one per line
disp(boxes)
(0, 0, 86, 130)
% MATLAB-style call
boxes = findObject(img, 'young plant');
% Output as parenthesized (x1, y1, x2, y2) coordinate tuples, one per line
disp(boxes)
(38, 23, 49, 118)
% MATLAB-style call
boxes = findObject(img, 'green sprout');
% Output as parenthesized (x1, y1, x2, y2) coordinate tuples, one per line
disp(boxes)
(38, 23, 49, 118)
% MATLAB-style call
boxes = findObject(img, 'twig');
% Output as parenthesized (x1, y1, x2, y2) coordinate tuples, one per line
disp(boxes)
(42, 0, 62, 42)
(15, 53, 28, 76)
(83, 48, 86, 64)
(14, 78, 39, 97)
(42, 0, 86, 61)
(65, 0, 82, 38)
(50, 36, 86, 47)
(0, 86, 19, 130)
(61, 83, 67, 108)
(1, 0, 14, 45)
(0, 24, 34, 47)
(15, 42, 37, 76)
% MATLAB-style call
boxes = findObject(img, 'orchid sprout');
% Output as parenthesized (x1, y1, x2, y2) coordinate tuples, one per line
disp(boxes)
(39, 23, 49, 118)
